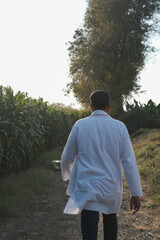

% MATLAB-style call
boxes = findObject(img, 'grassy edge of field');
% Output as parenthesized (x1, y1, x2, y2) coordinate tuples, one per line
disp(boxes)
(132, 128, 160, 212)
(0, 146, 63, 218)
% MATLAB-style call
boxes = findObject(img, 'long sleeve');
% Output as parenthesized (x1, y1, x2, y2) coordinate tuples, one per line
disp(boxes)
(121, 126, 143, 196)
(61, 125, 78, 181)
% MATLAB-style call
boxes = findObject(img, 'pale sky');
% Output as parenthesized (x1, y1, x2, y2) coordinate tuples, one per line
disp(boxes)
(0, 0, 160, 109)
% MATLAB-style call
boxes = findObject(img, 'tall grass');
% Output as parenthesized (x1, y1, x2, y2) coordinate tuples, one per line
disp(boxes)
(132, 129, 160, 210)
(0, 146, 62, 218)
(0, 167, 52, 218)
(37, 146, 63, 168)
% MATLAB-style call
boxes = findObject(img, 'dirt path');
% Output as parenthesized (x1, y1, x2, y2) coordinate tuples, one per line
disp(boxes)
(0, 170, 160, 240)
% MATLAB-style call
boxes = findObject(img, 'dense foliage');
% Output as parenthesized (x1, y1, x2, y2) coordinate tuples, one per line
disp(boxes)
(67, 0, 160, 116)
(121, 100, 160, 134)
(0, 86, 89, 175)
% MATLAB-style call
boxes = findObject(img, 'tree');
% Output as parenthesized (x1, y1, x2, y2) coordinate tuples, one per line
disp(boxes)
(66, 0, 160, 117)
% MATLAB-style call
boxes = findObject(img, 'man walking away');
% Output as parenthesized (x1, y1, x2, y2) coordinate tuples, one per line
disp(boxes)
(61, 90, 142, 240)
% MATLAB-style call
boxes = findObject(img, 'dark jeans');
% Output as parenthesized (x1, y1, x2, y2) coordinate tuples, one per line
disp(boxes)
(81, 209, 118, 240)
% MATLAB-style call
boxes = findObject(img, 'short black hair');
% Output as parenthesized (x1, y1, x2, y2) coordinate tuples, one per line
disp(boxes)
(89, 90, 110, 110)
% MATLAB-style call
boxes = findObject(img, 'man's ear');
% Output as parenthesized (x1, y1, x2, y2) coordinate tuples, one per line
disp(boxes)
(90, 104, 94, 112)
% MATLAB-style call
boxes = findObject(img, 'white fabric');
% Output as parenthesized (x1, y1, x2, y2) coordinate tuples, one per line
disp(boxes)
(61, 110, 142, 215)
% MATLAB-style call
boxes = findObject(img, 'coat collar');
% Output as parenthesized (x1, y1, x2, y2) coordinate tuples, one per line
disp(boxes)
(91, 110, 109, 117)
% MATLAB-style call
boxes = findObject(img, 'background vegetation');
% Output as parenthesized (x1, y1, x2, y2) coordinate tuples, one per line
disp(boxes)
(1, 85, 160, 175)
(0, 86, 89, 175)
(120, 100, 160, 134)
(67, 0, 160, 117)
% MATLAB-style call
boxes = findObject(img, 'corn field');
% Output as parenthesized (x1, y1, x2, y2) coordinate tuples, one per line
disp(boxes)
(0, 86, 89, 175)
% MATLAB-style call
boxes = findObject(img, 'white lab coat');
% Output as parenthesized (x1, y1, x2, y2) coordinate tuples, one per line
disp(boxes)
(61, 110, 142, 215)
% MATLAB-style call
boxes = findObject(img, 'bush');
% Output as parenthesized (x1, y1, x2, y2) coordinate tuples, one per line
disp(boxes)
(120, 100, 160, 134)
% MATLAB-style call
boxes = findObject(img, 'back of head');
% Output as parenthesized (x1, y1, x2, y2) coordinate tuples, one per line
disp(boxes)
(89, 90, 110, 110)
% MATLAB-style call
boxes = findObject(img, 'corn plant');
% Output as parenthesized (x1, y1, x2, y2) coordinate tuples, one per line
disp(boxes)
(0, 86, 89, 175)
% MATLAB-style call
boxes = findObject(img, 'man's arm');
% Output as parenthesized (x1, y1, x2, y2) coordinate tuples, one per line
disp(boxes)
(61, 125, 78, 181)
(121, 125, 142, 214)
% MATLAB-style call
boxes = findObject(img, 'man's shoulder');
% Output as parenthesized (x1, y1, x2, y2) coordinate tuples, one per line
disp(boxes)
(108, 116, 126, 127)
(108, 117, 129, 136)
(74, 116, 90, 126)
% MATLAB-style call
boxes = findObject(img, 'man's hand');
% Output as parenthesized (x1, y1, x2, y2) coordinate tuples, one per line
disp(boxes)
(130, 196, 141, 215)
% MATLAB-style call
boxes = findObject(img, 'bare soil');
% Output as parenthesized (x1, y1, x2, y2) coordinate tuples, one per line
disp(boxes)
(0, 170, 160, 240)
